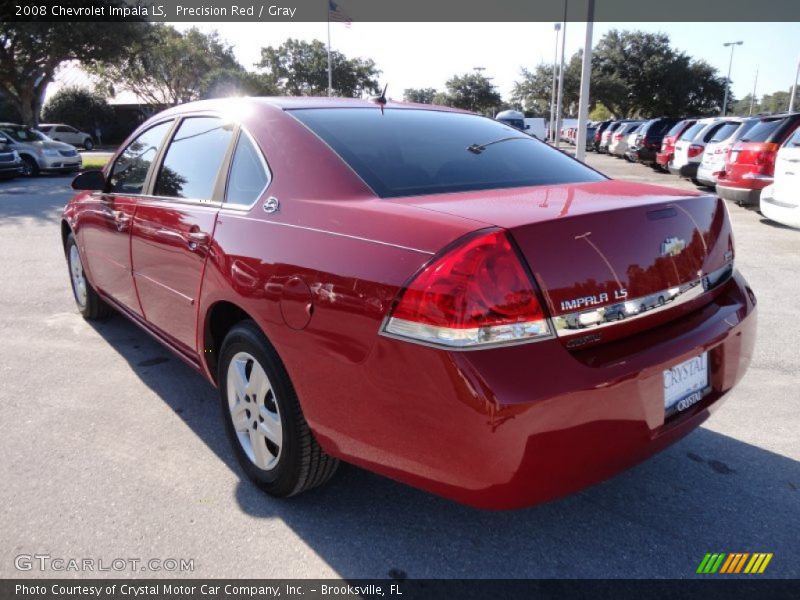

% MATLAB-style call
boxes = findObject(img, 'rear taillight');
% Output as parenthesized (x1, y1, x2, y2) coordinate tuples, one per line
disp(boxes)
(688, 144, 704, 158)
(594, 130, 601, 142)
(613, 133, 623, 140)
(661, 136, 675, 152)
(383, 229, 551, 348)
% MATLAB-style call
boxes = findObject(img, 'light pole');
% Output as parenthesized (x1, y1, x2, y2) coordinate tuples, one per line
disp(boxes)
(789, 56, 800, 112)
(549, 23, 561, 143)
(574, 0, 595, 162)
(554, 0, 568, 148)
(721, 41, 743, 116)
(749, 68, 758, 116)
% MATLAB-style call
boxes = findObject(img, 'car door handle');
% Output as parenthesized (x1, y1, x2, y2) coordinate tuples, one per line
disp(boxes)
(185, 230, 210, 249)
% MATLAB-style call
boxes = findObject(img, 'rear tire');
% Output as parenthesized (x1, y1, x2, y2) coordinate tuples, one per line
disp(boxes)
(65, 233, 113, 320)
(219, 321, 339, 497)
(83, 139, 94, 150)
(20, 155, 39, 177)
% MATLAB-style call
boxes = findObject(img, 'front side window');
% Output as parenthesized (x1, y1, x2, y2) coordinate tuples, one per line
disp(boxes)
(154, 117, 234, 200)
(226, 131, 270, 206)
(109, 120, 173, 195)
(291, 108, 605, 198)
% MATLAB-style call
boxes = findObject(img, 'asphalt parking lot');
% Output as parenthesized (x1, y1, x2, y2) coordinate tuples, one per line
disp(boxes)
(0, 154, 798, 579)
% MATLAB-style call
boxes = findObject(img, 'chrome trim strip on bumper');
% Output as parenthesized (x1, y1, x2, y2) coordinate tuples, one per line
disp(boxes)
(552, 262, 734, 337)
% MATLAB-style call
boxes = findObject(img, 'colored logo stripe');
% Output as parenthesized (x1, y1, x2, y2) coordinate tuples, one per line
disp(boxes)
(697, 553, 773, 574)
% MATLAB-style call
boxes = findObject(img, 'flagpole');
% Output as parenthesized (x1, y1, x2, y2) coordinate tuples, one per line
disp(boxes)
(327, 3, 333, 96)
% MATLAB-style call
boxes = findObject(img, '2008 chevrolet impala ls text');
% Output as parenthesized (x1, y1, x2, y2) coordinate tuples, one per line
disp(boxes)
(61, 97, 756, 509)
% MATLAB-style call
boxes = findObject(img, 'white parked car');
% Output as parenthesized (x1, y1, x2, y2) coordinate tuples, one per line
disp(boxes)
(760, 126, 800, 228)
(669, 117, 724, 180)
(609, 121, 643, 157)
(696, 118, 757, 188)
(38, 123, 95, 150)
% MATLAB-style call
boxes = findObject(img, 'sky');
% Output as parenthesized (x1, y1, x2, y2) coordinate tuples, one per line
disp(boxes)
(49, 21, 800, 105)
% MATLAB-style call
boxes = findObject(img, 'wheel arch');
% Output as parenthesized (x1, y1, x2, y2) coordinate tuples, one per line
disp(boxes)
(202, 300, 259, 384)
(60, 219, 73, 254)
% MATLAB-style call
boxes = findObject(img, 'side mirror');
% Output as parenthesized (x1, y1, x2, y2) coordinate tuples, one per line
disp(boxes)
(72, 169, 106, 191)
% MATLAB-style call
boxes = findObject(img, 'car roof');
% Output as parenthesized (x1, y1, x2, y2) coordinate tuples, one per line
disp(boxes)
(157, 96, 471, 117)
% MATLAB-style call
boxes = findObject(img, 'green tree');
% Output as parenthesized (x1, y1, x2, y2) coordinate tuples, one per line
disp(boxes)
(91, 25, 242, 105)
(511, 54, 583, 116)
(592, 30, 727, 117)
(0, 11, 143, 125)
(256, 39, 380, 97)
(41, 86, 113, 133)
(759, 89, 792, 113)
(443, 72, 502, 114)
(589, 103, 613, 120)
(403, 87, 438, 104)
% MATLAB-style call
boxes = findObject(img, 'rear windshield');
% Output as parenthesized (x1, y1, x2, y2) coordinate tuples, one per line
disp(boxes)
(708, 121, 741, 143)
(291, 108, 605, 198)
(667, 120, 693, 137)
(679, 123, 705, 141)
(741, 118, 785, 143)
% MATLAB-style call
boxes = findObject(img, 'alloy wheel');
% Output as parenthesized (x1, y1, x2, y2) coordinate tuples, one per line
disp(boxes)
(226, 351, 283, 471)
(69, 245, 88, 308)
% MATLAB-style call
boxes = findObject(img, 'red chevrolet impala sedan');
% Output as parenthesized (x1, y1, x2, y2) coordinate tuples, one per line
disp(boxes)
(61, 98, 756, 509)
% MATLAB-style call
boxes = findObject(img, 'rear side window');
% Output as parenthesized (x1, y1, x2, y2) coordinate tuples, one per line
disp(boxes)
(226, 131, 270, 206)
(109, 120, 172, 195)
(741, 118, 785, 143)
(680, 123, 704, 141)
(291, 108, 605, 198)
(154, 117, 234, 200)
(785, 126, 800, 147)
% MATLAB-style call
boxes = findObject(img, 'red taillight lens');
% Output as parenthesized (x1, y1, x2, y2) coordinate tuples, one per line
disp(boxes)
(661, 136, 675, 152)
(384, 229, 551, 348)
(613, 133, 623, 140)
(688, 144, 704, 158)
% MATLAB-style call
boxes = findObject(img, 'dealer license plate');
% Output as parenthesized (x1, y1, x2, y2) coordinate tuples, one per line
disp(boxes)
(663, 353, 709, 415)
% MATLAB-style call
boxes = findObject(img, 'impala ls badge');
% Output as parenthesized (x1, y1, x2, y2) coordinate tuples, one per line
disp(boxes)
(661, 236, 686, 257)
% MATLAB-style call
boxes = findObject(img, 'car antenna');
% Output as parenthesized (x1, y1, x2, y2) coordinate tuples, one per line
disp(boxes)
(370, 83, 388, 114)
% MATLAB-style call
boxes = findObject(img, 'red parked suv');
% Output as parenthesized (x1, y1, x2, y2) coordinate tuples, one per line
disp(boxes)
(716, 112, 800, 205)
(61, 98, 756, 509)
(655, 118, 697, 172)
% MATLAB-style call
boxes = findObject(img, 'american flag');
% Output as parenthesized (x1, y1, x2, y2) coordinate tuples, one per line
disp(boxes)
(329, 0, 352, 26)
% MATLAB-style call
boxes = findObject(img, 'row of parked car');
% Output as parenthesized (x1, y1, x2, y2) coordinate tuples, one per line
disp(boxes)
(573, 113, 800, 229)
(0, 122, 93, 180)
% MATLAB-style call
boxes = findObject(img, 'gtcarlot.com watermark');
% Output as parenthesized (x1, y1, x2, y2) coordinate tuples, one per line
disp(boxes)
(15, 554, 194, 573)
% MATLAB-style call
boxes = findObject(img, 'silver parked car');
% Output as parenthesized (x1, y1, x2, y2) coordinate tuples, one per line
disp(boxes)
(0, 123, 82, 176)
(38, 123, 95, 150)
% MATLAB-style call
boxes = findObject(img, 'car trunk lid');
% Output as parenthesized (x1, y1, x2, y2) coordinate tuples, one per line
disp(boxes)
(400, 180, 734, 349)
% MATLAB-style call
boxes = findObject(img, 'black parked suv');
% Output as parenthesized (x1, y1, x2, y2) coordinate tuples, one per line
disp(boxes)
(628, 117, 681, 165)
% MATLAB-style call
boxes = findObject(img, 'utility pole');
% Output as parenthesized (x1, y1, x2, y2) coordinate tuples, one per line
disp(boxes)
(575, 0, 595, 162)
(789, 56, 800, 112)
(549, 23, 561, 143)
(554, 0, 568, 149)
(749, 68, 758, 116)
(721, 41, 743, 116)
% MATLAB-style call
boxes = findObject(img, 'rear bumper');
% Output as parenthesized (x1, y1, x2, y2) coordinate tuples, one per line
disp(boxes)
(635, 147, 658, 163)
(668, 162, 699, 178)
(316, 271, 757, 509)
(696, 165, 722, 187)
(656, 151, 672, 167)
(716, 184, 762, 205)
(760, 186, 800, 228)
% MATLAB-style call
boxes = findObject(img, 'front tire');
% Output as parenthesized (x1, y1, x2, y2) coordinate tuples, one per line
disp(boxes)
(83, 139, 94, 150)
(219, 321, 338, 497)
(65, 233, 113, 320)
